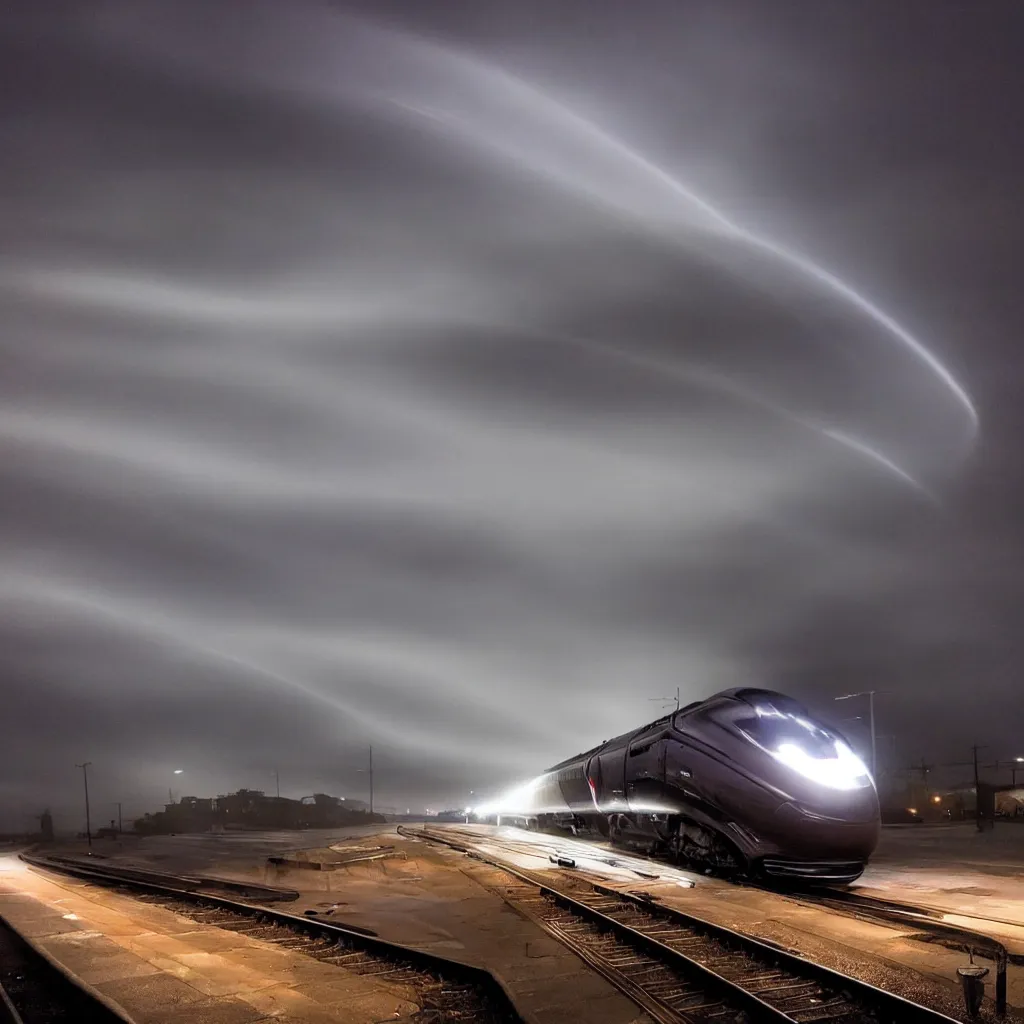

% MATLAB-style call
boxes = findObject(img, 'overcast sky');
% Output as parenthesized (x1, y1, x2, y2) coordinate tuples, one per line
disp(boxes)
(2, 0, 1022, 829)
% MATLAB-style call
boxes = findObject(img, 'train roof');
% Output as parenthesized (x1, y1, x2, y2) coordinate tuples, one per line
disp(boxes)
(545, 713, 673, 773)
(542, 687, 796, 773)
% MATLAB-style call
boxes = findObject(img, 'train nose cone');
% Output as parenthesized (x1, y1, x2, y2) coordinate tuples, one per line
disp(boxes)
(772, 800, 881, 860)
(757, 801, 879, 884)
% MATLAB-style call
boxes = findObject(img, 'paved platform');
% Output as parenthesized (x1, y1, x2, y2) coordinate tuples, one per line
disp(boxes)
(857, 824, 1024, 947)
(41, 823, 1024, 1020)
(0, 849, 657, 1024)
(0, 853, 424, 1023)
(271, 847, 656, 1024)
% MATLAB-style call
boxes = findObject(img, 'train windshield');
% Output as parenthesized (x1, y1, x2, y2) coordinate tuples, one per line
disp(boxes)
(735, 705, 837, 760)
(734, 699, 872, 790)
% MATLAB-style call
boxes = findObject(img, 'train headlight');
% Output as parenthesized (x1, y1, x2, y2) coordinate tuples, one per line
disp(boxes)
(736, 704, 873, 791)
(772, 739, 872, 791)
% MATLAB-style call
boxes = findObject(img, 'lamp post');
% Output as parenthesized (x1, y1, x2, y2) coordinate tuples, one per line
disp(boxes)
(356, 746, 374, 816)
(834, 691, 877, 781)
(74, 762, 92, 848)
(169, 769, 183, 806)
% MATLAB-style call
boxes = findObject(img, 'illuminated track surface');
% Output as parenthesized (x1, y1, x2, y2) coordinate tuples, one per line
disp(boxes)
(404, 827, 960, 1024)
(18, 852, 521, 1024)
(0, 914, 128, 1024)
(423, 823, 1011, 1017)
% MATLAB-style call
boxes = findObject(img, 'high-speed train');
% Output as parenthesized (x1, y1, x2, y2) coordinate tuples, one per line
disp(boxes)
(484, 688, 879, 883)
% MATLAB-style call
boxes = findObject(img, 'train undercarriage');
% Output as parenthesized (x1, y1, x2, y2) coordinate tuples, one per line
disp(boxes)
(536, 810, 745, 874)
(532, 810, 865, 884)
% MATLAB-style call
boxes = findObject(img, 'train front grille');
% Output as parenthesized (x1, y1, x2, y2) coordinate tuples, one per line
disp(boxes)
(760, 857, 865, 884)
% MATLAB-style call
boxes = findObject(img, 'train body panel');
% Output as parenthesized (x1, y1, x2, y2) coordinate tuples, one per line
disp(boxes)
(523, 687, 879, 883)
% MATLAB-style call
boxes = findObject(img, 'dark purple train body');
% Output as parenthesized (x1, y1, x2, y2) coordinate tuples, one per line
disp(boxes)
(524, 687, 880, 883)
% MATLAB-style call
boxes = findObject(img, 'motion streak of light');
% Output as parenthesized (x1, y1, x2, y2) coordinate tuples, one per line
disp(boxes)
(0, 573, 495, 759)
(385, 42, 978, 440)
(535, 89, 979, 433)
(822, 429, 937, 501)
(99, 7, 978, 458)
(548, 330, 937, 498)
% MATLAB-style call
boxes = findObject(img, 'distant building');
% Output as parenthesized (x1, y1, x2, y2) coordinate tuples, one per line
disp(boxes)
(935, 784, 1024, 819)
(435, 809, 469, 822)
(134, 787, 384, 835)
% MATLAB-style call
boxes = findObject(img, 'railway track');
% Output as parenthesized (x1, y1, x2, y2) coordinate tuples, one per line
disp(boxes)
(786, 887, 1010, 1017)
(0, 914, 127, 1024)
(405, 826, 961, 1024)
(414, 823, 1012, 1017)
(19, 852, 520, 1024)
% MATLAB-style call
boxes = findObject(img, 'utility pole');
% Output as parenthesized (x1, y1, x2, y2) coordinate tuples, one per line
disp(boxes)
(873, 733, 897, 795)
(275, 769, 280, 799)
(835, 691, 877, 781)
(75, 762, 92, 849)
(909, 758, 933, 784)
(369, 746, 374, 816)
(117, 802, 122, 834)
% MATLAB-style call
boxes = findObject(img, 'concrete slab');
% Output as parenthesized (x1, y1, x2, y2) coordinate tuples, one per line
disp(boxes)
(166, 929, 259, 953)
(35, 942, 162, 985)
(148, 997, 268, 1024)
(0, 852, 483, 1024)
(242, 981, 417, 1024)
(857, 823, 1024, 950)
(95, 972, 212, 1021)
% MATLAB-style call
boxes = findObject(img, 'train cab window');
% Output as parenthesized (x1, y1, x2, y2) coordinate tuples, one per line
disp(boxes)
(734, 705, 837, 759)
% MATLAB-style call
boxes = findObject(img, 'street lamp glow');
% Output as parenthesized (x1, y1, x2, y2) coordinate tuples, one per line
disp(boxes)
(173, 769, 184, 774)
(833, 691, 878, 782)
(1016, 757, 1024, 763)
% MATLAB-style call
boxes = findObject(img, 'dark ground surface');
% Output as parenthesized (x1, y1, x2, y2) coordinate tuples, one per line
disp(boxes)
(31, 821, 1024, 1021)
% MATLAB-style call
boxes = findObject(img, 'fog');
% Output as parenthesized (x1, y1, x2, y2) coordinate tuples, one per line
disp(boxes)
(2, 1, 1021, 828)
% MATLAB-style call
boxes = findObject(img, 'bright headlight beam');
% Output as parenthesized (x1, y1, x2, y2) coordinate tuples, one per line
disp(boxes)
(772, 740, 872, 791)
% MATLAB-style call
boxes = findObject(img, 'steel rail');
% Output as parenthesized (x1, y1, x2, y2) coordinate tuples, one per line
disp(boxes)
(781, 886, 1010, 1017)
(19, 851, 521, 1023)
(405, 825, 962, 1024)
